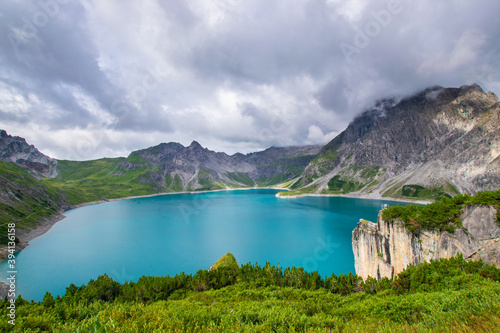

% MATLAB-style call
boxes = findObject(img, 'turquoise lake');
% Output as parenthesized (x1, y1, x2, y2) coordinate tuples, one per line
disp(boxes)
(0, 189, 405, 301)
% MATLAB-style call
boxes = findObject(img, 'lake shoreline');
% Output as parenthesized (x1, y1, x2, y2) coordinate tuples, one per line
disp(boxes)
(3, 188, 281, 260)
(276, 192, 432, 205)
(67, 187, 277, 210)
(3, 187, 392, 301)
(2, 187, 428, 264)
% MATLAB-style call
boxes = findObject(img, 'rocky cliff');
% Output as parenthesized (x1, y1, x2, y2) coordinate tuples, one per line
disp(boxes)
(0, 130, 55, 176)
(352, 205, 500, 280)
(296, 84, 500, 199)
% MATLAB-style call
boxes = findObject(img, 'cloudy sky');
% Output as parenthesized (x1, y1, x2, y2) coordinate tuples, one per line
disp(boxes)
(1, 0, 500, 160)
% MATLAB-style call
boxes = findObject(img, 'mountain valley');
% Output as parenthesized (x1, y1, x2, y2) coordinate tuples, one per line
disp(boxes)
(1, 83, 499, 248)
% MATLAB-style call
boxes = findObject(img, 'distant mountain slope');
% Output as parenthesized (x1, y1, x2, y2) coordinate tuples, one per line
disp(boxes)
(2, 82, 499, 248)
(41, 158, 158, 204)
(120, 141, 320, 191)
(0, 130, 319, 209)
(0, 130, 54, 175)
(246, 146, 323, 185)
(0, 136, 319, 251)
(293, 84, 500, 199)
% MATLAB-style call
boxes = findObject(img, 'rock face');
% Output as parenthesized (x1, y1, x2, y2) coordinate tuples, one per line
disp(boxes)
(352, 205, 500, 280)
(120, 141, 320, 191)
(298, 84, 500, 199)
(0, 130, 54, 175)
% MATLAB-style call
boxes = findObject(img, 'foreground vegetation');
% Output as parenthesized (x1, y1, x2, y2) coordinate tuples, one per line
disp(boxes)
(382, 190, 500, 232)
(2, 255, 500, 332)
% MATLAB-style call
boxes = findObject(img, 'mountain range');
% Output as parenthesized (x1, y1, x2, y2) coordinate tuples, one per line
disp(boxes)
(295, 83, 500, 200)
(1, 83, 499, 243)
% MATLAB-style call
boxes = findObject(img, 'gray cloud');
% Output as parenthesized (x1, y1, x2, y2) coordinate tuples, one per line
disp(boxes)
(0, 0, 499, 160)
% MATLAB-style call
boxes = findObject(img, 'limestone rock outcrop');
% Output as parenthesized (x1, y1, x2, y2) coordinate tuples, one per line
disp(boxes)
(352, 205, 500, 280)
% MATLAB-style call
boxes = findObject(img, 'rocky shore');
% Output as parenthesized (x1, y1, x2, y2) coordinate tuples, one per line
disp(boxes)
(276, 191, 431, 205)
(0, 212, 67, 261)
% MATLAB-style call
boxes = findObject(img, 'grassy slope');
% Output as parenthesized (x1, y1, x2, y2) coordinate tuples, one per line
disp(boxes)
(288, 146, 464, 201)
(0, 161, 64, 244)
(255, 155, 318, 187)
(41, 158, 158, 205)
(2, 256, 500, 332)
(211, 252, 239, 270)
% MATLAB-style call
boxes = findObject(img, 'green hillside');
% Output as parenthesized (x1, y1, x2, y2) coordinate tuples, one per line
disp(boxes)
(2, 255, 499, 332)
(0, 157, 163, 245)
(41, 158, 158, 205)
(0, 161, 64, 245)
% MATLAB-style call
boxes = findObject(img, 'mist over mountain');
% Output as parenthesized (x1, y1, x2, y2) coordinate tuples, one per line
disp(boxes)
(0, 83, 499, 230)
(296, 84, 500, 199)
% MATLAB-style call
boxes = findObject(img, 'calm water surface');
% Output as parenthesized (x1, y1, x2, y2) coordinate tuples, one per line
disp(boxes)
(0, 190, 405, 301)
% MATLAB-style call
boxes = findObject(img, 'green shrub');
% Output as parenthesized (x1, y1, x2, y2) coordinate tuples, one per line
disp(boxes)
(382, 190, 500, 232)
(1, 255, 500, 332)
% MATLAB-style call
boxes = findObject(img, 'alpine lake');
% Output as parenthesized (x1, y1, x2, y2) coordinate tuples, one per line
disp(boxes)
(0, 189, 407, 301)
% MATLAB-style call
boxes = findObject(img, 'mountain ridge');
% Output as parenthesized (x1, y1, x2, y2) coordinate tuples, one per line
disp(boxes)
(1, 82, 499, 251)
(0, 130, 55, 176)
(289, 83, 500, 199)
(2, 83, 499, 201)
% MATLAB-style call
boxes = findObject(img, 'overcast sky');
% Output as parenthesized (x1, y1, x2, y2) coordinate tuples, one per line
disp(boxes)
(1, 0, 500, 160)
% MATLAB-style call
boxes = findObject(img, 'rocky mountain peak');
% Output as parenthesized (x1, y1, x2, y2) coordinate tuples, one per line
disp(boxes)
(0, 130, 53, 174)
(189, 141, 204, 150)
(459, 83, 484, 94)
(117, 139, 320, 192)
(299, 83, 500, 198)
